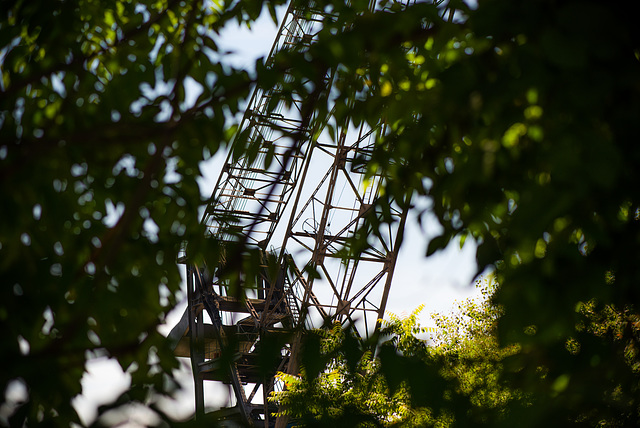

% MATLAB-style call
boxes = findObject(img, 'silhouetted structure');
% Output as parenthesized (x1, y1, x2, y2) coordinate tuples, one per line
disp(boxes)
(169, 1, 414, 425)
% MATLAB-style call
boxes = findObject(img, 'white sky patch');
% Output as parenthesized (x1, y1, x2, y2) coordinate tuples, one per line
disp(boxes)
(72, 358, 131, 426)
(0, 379, 28, 425)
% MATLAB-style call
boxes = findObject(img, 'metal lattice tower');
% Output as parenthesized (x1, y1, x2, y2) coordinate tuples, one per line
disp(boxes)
(168, 0, 427, 426)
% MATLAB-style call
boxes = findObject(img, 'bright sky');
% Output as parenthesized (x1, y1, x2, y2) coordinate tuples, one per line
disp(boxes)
(73, 6, 481, 426)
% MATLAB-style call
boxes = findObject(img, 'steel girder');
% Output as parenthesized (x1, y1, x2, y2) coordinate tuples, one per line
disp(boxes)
(170, 0, 422, 426)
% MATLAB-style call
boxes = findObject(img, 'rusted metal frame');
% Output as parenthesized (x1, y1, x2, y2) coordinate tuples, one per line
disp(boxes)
(317, 129, 348, 213)
(289, 169, 334, 228)
(187, 266, 206, 418)
(202, 308, 252, 424)
(258, 83, 331, 326)
(343, 268, 387, 312)
(308, 300, 378, 312)
(352, 247, 388, 260)
(291, 127, 348, 317)
(209, 178, 289, 227)
(207, 200, 276, 236)
(291, 237, 321, 262)
(257, 76, 335, 428)
(258, 263, 288, 328)
(193, 3, 340, 425)
(315, 261, 345, 308)
(245, 300, 261, 326)
(258, 282, 290, 329)
(253, 191, 289, 219)
(214, 198, 286, 216)
(278, 133, 384, 330)
(287, 94, 311, 117)
(282, 8, 318, 43)
(254, 140, 311, 155)
(349, 126, 378, 149)
(251, 101, 304, 119)
(301, 299, 374, 312)
(319, 252, 388, 264)
(247, 118, 307, 140)
(206, 216, 267, 235)
(250, 119, 307, 137)
(342, 305, 380, 313)
(262, 1, 302, 68)
(313, 142, 339, 157)
(314, 128, 377, 153)
(247, 382, 261, 404)
(240, 118, 308, 150)
(283, 254, 329, 320)
(338, 257, 359, 303)
(323, 234, 346, 256)
(335, 259, 388, 326)
(194, 266, 218, 311)
(220, 4, 412, 428)
(275, 147, 323, 282)
(358, 233, 391, 258)
(324, 202, 371, 213)
(208, 132, 314, 245)
(217, 190, 289, 204)
(219, 154, 316, 247)
(284, 285, 301, 325)
(338, 165, 368, 207)
(189, 263, 255, 423)
(347, 204, 406, 260)
(269, 83, 341, 268)
(204, 229, 265, 248)
(252, 97, 332, 364)
(346, 270, 387, 309)
(214, 178, 292, 203)
(228, 364, 252, 424)
(214, 172, 267, 209)
(304, 299, 382, 314)
(375, 204, 409, 327)
(203, 101, 312, 244)
(202, 127, 261, 229)
(189, 266, 245, 418)
(291, 231, 350, 242)
(201, 1, 331, 231)
(384, 220, 395, 252)
(223, 165, 296, 178)
(309, 203, 371, 251)
(216, 190, 288, 209)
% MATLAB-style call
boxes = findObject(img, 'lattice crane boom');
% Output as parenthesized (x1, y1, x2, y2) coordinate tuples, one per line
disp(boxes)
(168, 0, 427, 425)
(202, 2, 329, 249)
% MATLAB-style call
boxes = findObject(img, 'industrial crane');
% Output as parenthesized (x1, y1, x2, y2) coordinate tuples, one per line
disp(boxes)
(168, 0, 422, 425)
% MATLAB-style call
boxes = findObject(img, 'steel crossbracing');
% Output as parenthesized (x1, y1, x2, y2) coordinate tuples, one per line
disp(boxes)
(169, 0, 451, 426)
(202, 3, 330, 249)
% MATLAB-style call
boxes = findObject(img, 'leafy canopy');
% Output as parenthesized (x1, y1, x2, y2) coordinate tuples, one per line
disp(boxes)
(312, 0, 640, 424)
(0, 0, 286, 425)
(271, 278, 521, 427)
(2, 0, 640, 426)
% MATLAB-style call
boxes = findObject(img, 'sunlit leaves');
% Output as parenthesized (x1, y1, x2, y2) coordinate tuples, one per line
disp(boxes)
(300, 0, 640, 424)
(3, 0, 640, 425)
(273, 280, 520, 426)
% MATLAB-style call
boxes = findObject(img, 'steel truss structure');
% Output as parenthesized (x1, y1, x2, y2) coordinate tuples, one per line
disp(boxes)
(169, 0, 421, 426)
